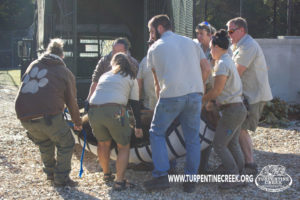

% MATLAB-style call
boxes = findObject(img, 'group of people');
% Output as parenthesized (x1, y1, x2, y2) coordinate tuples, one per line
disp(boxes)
(15, 14, 272, 193)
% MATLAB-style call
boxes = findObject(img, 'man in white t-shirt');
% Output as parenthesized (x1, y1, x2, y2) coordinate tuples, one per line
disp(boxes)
(137, 40, 177, 172)
(227, 17, 273, 174)
(137, 40, 157, 110)
(143, 14, 211, 193)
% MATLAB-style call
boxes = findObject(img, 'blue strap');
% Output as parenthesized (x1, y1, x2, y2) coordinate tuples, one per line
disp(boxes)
(79, 129, 86, 178)
(63, 108, 86, 178)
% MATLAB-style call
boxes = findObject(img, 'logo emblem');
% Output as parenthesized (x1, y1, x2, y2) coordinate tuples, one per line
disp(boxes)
(21, 67, 48, 94)
(255, 165, 292, 192)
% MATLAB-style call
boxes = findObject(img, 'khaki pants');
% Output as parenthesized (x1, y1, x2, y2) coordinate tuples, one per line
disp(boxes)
(242, 101, 266, 132)
(213, 103, 247, 174)
(21, 113, 75, 183)
(88, 105, 131, 146)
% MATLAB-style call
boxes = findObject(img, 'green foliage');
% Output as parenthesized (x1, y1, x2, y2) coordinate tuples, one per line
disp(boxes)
(0, 69, 20, 87)
(194, 0, 300, 38)
(261, 97, 300, 127)
(243, 0, 273, 38)
(0, 0, 35, 30)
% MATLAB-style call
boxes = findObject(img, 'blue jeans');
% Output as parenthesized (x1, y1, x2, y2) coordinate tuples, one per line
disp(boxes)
(149, 93, 202, 177)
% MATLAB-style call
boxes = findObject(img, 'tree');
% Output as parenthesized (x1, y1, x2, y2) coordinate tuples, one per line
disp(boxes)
(0, 0, 35, 30)
(194, 0, 300, 38)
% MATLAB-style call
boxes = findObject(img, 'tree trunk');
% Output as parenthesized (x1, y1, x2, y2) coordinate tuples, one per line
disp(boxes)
(204, 0, 208, 21)
(287, 0, 293, 35)
(273, 0, 277, 37)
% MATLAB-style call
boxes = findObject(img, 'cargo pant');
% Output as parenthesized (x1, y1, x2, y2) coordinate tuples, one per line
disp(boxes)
(21, 113, 75, 184)
(213, 103, 247, 174)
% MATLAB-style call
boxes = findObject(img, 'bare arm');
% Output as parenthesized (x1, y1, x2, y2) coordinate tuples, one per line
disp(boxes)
(137, 78, 143, 100)
(151, 68, 160, 99)
(236, 63, 247, 77)
(86, 82, 97, 101)
(202, 75, 227, 104)
(200, 58, 211, 84)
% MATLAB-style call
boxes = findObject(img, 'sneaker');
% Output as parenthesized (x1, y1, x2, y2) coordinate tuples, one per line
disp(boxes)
(244, 163, 258, 175)
(168, 167, 177, 175)
(183, 182, 196, 193)
(47, 174, 54, 181)
(198, 165, 214, 175)
(211, 164, 227, 175)
(128, 162, 154, 171)
(143, 175, 170, 191)
(219, 182, 247, 189)
(54, 177, 78, 187)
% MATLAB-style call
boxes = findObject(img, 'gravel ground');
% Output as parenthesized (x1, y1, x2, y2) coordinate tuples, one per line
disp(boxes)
(0, 84, 299, 200)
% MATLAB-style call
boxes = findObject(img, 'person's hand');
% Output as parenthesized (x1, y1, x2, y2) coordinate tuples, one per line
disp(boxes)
(202, 95, 208, 104)
(134, 128, 143, 138)
(205, 101, 214, 111)
(74, 125, 83, 131)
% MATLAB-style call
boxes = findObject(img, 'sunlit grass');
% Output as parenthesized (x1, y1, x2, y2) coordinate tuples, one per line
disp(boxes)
(0, 69, 21, 87)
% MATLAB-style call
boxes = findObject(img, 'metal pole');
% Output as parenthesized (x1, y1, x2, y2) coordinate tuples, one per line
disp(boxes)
(287, 0, 292, 35)
(240, 0, 243, 17)
(72, 0, 77, 75)
(273, 0, 277, 37)
(204, 0, 208, 21)
(144, 0, 148, 55)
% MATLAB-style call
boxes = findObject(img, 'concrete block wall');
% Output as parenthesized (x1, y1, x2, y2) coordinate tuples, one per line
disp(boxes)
(256, 39, 300, 104)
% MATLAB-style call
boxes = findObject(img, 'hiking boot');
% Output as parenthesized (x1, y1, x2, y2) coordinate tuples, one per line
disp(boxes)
(128, 162, 154, 171)
(198, 164, 214, 175)
(54, 177, 78, 187)
(47, 174, 54, 181)
(244, 163, 258, 175)
(168, 167, 177, 175)
(211, 164, 227, 175)
(183, 182, 196, 193)
(143, 175, 170, 191)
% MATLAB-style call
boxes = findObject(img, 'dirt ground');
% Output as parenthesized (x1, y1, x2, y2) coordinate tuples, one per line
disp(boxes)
(0, 83, 299, 200)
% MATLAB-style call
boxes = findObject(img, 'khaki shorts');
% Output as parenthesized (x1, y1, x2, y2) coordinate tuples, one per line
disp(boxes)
(242, 102, 266, 132)
(88, 105, 132, 146)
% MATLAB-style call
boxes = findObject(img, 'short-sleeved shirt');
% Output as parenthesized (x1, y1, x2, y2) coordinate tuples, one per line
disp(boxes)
(89, 71, 139, 105)
(212, 53, 243, 105)
(192, 39, 233, 61)
(148, 31, 206, 98)
(137, 56, 157, 110)
(232, 34, 272, 104)
(92, 52, 139, 83)
(193, 39, 213, 61)
(193, 39, 233, 91)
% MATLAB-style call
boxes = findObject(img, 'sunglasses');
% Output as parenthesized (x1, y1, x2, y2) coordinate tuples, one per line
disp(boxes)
(228, 28, 239, 35)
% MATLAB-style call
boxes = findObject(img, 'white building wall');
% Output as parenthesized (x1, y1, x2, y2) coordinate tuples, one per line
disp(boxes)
(256, 39, 300, 104)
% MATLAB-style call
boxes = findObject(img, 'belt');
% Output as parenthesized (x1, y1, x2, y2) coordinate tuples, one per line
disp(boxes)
(21, 113, 60, 123)
(89, 103, 125, 109)
(30, 116, 44, 121)
(219, 102, 243, 110)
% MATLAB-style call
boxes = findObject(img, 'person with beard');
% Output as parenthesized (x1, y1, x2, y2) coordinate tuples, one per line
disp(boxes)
(137, 39, 177, 173)
(143, 14, 211, 193)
